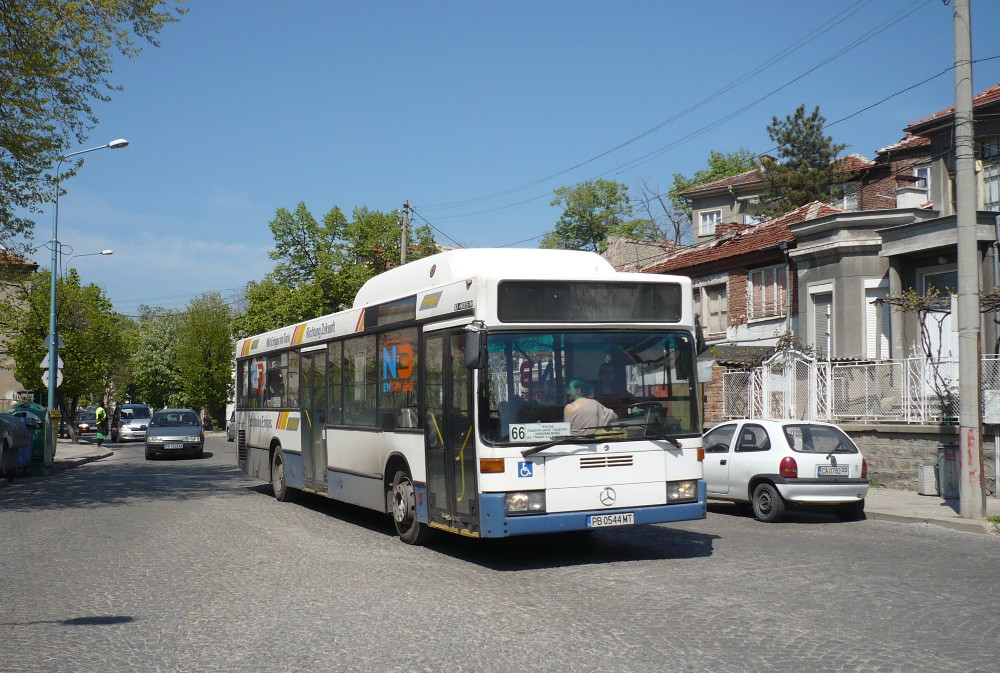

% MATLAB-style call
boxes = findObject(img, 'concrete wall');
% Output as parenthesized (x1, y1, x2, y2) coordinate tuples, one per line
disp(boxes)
(844, 423, 997, 497)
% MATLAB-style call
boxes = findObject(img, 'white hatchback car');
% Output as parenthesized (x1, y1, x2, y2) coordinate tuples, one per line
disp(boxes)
(702, 419, 868, 522)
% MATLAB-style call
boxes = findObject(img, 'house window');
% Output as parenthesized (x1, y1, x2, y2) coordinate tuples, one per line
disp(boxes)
(914, 162, 931, 193)
(982, 162, 999, 211)
(812, 291, 833, 360)
(699, 209, 721, 236)
(865, 287, 890, 359)
(698, 284, 728, 334)
(831, 182, 859, 210)
(748, 265, 787, 320)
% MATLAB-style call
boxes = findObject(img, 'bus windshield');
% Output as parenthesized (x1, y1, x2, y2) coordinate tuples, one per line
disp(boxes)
(482, 330, 699, 444)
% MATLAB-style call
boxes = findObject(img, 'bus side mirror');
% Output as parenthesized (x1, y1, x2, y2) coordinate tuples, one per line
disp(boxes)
(464, 329, 486, 369)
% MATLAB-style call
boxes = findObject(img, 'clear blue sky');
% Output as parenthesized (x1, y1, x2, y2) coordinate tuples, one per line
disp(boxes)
(29, 0, 1000, 315)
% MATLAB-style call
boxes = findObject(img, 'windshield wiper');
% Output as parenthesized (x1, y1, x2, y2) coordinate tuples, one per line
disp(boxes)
(520, 434, 601, 458)
(605, 421, 682, 447)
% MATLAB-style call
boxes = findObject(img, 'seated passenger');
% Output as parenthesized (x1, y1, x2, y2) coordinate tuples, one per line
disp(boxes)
(564, 379, 617, 436)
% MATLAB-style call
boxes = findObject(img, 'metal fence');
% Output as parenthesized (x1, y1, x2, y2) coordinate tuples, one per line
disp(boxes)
(721, 354, 998, 424)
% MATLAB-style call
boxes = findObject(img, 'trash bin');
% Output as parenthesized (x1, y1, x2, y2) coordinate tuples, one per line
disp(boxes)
(5, 401, 54, 469)
(0, 414, 34, 479)
(937, 444, 960, 499)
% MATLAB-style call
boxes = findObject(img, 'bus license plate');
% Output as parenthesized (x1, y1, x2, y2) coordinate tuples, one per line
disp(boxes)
(587, 513, 635, 528)
(818, 465, 849, 477)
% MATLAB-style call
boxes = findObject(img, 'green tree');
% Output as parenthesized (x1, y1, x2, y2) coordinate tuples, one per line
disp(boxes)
(1, 268, 130, 439)
(668, 149, 759, 224)
(174, 292, 233, 425)
(760, 105, 849, 218)
(543, 179, 644, 253)
(129, 305, 183, 410)
(234, 202, 437, 338)
(0, 0, 186, 250)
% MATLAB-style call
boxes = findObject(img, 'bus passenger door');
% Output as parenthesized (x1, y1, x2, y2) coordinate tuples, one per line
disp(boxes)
(300, 352, 328, 492)
(424, 331, 479, 535)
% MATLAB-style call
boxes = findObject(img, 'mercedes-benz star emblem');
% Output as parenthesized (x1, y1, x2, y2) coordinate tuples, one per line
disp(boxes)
(599, 487, 617, 507)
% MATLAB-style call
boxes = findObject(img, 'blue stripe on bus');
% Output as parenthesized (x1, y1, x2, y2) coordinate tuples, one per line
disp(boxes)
(477, 481, 706, 538)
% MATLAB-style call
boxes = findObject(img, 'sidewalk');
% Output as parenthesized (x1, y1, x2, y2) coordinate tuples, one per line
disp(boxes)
(11, 439, 1000, 535)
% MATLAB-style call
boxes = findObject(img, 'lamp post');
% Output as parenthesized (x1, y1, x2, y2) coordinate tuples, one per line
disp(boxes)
(48, 139, 128, 412)
(64, 249, 115, 276)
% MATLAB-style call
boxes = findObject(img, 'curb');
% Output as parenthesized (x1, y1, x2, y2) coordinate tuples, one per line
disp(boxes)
(866, 511, 999, 536)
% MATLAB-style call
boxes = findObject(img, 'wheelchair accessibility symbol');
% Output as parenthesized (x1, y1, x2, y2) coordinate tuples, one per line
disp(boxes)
(517, 461, 533, 478)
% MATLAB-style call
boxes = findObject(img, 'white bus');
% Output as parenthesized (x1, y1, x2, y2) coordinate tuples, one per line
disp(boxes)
(234, 248, 706, 544)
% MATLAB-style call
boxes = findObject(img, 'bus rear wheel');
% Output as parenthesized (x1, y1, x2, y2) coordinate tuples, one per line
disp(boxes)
(271, 449, 295, 502)
(391, 470, 431, 545)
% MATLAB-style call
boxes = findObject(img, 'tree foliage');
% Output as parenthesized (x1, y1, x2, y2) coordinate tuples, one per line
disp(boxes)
(760, 105, 848, 218)
(129, 305, 183, 410)
(233, 202, 437, 338)
(543, 179, 647, 252)
(668, 149, 759, 225)
(0, 0, 185, 249)
(0, 268, 132, 438)
(174, 292, 233, 424)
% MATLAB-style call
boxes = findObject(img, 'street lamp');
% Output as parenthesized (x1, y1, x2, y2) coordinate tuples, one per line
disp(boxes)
(48, 139, 128, 412)
(62, 249, 114, 279)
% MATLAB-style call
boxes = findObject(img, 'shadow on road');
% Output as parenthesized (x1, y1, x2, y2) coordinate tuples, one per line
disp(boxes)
(0, 453, 248, 512)
(269, 488, 718, 569)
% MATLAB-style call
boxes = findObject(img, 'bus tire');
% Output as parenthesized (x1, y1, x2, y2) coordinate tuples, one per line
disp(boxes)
(272, 448, 295, 502)
(391, 470, 431, 545)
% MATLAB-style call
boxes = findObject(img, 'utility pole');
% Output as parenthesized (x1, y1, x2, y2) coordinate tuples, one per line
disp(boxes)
(400, 200, 410, 265)
(953, 0, 986, 519)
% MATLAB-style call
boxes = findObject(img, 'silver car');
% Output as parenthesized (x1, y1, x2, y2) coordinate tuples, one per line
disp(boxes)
(145, 408, 204, 460)
(112, 403, 152, 442)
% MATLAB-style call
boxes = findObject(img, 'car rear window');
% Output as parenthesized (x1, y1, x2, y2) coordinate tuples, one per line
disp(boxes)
(122, 406, 151, 419)
(783, 424, 859, 454)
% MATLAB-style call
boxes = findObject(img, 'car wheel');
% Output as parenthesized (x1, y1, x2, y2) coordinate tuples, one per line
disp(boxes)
(751, 482, 785, 523)
(196, 447, 205, 459)
(144, 447, 154, 460)
(837, 499, 865, 521)
(271, 449, 295, 502)
(390, 470, 432, 545)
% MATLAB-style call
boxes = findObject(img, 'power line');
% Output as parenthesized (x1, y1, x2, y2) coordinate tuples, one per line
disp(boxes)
(421, 0, 877, 212)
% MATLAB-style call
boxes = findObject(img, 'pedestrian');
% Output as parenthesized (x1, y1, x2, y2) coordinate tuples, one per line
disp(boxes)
(95, 402, 109, 449)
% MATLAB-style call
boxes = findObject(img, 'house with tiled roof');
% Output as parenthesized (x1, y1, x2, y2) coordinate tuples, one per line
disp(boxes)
(681, 152, 909, 246)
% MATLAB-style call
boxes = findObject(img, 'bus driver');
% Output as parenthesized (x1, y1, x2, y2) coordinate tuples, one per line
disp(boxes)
(564, 379, 617, 436)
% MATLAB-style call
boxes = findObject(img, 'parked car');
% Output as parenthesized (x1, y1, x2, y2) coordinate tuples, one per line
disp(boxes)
(702, 419, 869, 522)
(111, 403, 152, 443)
(226, 412, 236, 442)
(145, 408, 204, 460)
(76, 410, 97, 434)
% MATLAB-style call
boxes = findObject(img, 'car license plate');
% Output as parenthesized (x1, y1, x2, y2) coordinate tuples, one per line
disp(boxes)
(587, 512, 635, 528)
(165, 442, 184, 449)
(818, 465, 849, 477)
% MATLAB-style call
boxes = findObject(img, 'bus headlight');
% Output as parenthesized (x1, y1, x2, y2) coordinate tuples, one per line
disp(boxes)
(506, 491, 546, 514)
(667, 480, 698, 503)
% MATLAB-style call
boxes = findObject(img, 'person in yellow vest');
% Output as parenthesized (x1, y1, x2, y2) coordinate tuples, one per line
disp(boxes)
(95, 402, 109, 448)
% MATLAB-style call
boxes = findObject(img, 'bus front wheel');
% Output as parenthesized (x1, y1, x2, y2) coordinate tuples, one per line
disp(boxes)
(391, 470, 430, 545)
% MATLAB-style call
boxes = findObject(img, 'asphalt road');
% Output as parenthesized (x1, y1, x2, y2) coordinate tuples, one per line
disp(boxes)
(1, 433, 997, 673)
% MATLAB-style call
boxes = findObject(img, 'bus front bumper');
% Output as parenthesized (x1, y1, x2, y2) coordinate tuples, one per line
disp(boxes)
(477, 481, 706, 538)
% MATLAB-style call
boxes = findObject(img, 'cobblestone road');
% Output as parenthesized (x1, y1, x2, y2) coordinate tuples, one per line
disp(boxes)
(1, 434, 997, 672)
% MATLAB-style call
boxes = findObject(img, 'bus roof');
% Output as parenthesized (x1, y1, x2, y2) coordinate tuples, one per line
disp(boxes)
(352, 248, 616, 309)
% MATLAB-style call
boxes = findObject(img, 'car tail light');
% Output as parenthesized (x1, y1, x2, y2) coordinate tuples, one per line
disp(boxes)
(861, 458, 868, 478)
(779, 456, 798, 478)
